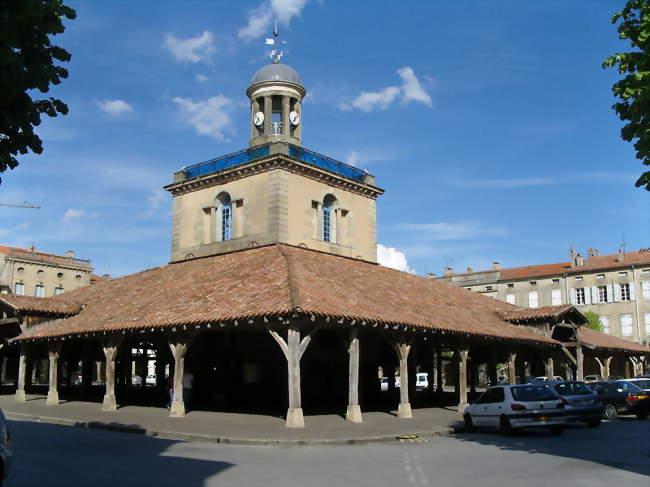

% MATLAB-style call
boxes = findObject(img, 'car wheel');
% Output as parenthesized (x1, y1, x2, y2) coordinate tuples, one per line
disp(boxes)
(463, 414, 474, 433)
(603, 404, 618, 420)
(499, 415, 513, 436)
(550, 426, 563, 435)
(635, 412, 648, 420)
(586, 419, 601, 428)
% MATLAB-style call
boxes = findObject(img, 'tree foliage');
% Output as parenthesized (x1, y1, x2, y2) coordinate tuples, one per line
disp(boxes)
(603, 0, 650, 191)
(0, 0, 76, 180)
(583, 311, 604, 333)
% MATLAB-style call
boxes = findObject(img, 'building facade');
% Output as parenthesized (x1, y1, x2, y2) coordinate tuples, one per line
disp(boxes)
(434, 248, 650, 343)
(0, 246, 94, 297)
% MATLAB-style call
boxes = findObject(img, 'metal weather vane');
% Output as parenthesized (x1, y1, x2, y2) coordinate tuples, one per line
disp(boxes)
(265, 21, 286, 64)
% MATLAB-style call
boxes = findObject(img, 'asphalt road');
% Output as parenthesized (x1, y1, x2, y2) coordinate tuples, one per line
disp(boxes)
(6, 419, 649, 487)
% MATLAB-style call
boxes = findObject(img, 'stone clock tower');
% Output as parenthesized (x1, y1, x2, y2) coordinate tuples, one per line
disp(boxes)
(165, 33, 383, 264)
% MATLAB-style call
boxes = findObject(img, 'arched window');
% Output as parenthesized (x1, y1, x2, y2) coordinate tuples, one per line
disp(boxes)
(216, 192, 232, 242)
(322, 194, 337, 243)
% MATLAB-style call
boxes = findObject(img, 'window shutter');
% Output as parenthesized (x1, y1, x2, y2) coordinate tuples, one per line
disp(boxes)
(606, 284, 614, 302)
(629, 282, 636, 301)
(643, 281, 650, 300)
(569, 288, 576, 305)
(216, 206, 223, 241)
(613, 284, 621, 302)
(584, 287, 591, 305)
(591, 286, 598, 303)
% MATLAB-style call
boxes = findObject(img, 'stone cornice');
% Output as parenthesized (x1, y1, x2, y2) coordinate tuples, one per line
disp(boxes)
(164, 154, 384, 199)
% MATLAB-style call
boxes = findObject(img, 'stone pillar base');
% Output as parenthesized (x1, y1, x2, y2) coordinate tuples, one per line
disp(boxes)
(101, 394, 117, 411)
(397, 402, 412, 418)
(15, 389, 26, 403)
(457, 402, 468, 414)
(286, 408, 304, 428)
(169, 399, 185, 417)
(46, 390, 59, 405)
(346, 404, 363, 423)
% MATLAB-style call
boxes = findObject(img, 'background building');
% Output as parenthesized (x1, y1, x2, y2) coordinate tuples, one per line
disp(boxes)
(433, 247, 650, 344)
(0, 246, 94, 297)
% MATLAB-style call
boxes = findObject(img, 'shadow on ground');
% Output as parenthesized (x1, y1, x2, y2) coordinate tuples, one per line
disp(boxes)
(454, 418, 650, 477)
(8, 420, 234, 487)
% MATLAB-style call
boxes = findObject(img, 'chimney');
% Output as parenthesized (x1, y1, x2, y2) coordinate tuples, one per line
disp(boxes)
(426, 272, 436, 279)
(102, 273, 111, 280)
(588, 247, 595, 258)
(466, 266, 473, 273)
(594, 248, 599, 256)
(66, 250, 75, 258)
(569, 246, 577, 267)
(617, 248, 625, 262)
(443, 267, 453, 277)
(575, 253, 584, 266)
(492, 262, 501, 271)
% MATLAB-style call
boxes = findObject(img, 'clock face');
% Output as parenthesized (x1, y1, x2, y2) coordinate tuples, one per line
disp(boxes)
(289, 110, 300, 126)
(253, 111, 264, 126)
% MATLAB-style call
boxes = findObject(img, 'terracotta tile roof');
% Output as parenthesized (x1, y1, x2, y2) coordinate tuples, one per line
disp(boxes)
(10, 245, 558, 346)
(500, 305, 577, 323)
(0, 295, 83, 317)
(499, 249, 650, 281)
(579, 327, 650, 354)
(0, 245, 92, 270)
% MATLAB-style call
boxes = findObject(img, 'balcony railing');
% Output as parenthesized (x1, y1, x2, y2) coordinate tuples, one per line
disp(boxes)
(184, 145, 270, 180)
(288, 145, 366, 182)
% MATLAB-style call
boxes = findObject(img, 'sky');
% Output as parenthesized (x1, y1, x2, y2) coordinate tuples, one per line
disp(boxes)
(0, 0, 648, 278)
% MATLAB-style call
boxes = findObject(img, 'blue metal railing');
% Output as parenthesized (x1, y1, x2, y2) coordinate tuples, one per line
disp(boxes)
(287, 145, 366, 182)
(183, 144, 367, 183)
(184, 145, 270, 179)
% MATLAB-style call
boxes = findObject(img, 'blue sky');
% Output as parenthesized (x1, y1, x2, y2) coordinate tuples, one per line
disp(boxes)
(0, 0, 648, 277)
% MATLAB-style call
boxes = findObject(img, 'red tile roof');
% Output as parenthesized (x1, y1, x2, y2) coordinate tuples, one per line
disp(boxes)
(579, 327, 650, 354)
(8, 245, 558, 346)
(500, 305, 577, 323)
(0, 295, 83, 317)
(0, 245, 92, 270)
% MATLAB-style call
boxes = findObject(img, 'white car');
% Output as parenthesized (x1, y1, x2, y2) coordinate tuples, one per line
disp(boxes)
(463, 385, 567, 435)
(416, 373, 428, 391)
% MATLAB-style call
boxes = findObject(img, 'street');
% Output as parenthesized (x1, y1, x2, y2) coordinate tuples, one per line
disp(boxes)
(7, 419, 649, 487)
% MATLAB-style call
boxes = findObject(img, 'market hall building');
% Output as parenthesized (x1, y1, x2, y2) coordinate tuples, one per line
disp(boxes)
(1, 55, 648, 428)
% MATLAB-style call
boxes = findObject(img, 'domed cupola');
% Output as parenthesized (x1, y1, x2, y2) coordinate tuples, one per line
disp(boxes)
(246, 30, 306, 148)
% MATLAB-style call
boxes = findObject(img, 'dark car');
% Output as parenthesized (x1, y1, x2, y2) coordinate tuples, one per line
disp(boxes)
(0, 409, 12, 485)
(588, 381, 650, 420)
(548, 381, 603, 427)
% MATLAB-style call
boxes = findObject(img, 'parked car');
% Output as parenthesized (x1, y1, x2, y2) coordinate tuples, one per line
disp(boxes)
(636, 373, 650, 379)
(416, 373, 428, 391)
(530, 376, 564, 384)
(131, 375, 142, 386)
(516, 376, 535, 384)
(587, 381, 650, 420)
(145, 374, 157, 386)
(463, 385, 567, 435)
(0, 409, 12, 485)
(380, 377, 389, 391)
(546, 381, 603, 427)
(583, 375, 603, 383)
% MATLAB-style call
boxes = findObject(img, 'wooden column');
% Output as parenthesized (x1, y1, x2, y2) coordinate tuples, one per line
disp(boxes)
(15, 344, 27, 402)
(46, 343, 62, 405)
(269, 323, 318, 428)
(101, 339, 122, 411)
(386, 335, 413, 419)
(346, 328, 362, 423)
(436, 348, 444, 393)
(488, 348, 498, 386)
(457, 348, 469, 412)
(575, 346, 584, 381)
(508, 352, 517, 385)
(168, 334, 195, 417)
(545, 357, 554, 378)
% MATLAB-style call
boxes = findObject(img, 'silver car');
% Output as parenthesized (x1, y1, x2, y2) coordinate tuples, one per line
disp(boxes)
(464, 385, 567, 435)
(547, 381, 603, 427)
(0, 409, 12, 485)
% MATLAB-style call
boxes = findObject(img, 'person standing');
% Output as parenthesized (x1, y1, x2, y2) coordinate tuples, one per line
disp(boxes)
(182, 370, 194, 411)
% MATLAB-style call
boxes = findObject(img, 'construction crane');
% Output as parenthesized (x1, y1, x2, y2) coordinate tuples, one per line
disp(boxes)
(0, 201, 41, 209)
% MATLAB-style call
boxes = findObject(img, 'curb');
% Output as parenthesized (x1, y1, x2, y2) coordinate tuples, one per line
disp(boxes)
(5, 412, 461, 446)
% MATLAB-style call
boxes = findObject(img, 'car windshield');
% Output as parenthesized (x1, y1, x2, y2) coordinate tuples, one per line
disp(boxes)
(554, 382, 592, 396)
(613, 381, 642, 392)
(632, 380, 650, 389)
(510, 385, 557, 401)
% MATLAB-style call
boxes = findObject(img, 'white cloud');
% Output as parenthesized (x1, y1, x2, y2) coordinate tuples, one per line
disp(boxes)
(401, 221, 507, 240)
(96, 99, 133, 116)
(343, 67, 432, 112)
(397, 67, 432, 107)
(172, 95, 233, 140)
(139, 189, 169, 219)
(163, 31, 216, 63)
(238, 0, 308, 40)
(345, 151, 361, 166)
(195, 74, 209, 83)
(0, 229, 12, 237)
(17, 222, 30, 230)
(343, 149, 392, 168)
(62, 208, 97, 222)
(377, 243, 416, 274)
